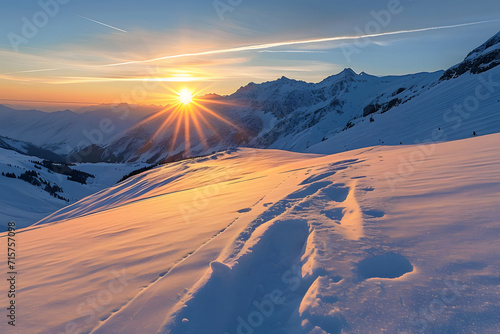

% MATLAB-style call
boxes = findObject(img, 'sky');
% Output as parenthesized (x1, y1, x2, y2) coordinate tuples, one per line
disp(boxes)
(0, 0, 499, 111)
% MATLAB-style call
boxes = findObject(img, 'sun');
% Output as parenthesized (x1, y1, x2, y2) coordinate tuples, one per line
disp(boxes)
(137, 84, 243, 157)
(179, 88, 193, 105)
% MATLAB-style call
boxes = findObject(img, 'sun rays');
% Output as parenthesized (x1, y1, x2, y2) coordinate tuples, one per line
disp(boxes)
(131, 85, 243, 158)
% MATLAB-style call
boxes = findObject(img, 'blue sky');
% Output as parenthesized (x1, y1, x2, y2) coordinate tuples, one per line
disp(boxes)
(0, 0, 499, 109)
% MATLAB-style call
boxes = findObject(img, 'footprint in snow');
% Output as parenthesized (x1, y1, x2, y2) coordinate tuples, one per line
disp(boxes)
(321, 184, 349, 203)
(357, 252, 413, 279)
(287, 181, 332, 199)
(238, 208, 252, 213)
(321, 208, 344, 222)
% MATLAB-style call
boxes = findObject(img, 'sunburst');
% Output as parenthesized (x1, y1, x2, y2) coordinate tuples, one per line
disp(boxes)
(131, 85, 243, 159)
(179, 88, 193, 105)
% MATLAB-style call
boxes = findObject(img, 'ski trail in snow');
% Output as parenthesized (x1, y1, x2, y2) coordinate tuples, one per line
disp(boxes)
(87, 171, 302, 334)
(223, 160, 363, 262)
(87, 213, 244, 334)
(87, 189, 275, 333)
(162, 158, 378, 334)
(92, 157, 365, 334)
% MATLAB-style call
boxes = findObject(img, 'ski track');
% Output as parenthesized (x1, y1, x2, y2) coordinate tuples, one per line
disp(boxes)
(87, 214, 241, 334)
(163, 158, 378, 334)
(80, 156, 379, 334)
(87, 168, 303, 334)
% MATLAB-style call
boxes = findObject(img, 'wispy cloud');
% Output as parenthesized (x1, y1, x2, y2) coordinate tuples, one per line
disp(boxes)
(51, 76, 208, 84)
(101, 20, 500, 67)
(76, 14, 127, 33)
(0, 98, 93, 105)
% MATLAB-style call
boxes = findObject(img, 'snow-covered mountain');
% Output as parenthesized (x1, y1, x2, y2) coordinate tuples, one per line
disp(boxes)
(0, 135, 65, 162)
(90, 69, 446, 162)
(1, 31, 499, 164)
(440, 30, 500, 80)
(0, 30, 497, 232)
(0, 104, 162, 158)
(3, 133, 499, 334)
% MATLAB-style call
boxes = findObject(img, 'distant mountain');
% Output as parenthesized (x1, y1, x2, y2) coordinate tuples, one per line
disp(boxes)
(0, 135, 65, 162)
(78, 67, 442, 163)
(0, 104, 162, 158)
(1, 31, 499, 164)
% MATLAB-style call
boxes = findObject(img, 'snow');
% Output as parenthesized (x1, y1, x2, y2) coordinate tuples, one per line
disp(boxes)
(0, 148, 145, 230)
(2, 133, 499, 334)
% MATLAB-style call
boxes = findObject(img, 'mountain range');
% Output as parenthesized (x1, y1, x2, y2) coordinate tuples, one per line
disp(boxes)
(1, 31, 499, 164)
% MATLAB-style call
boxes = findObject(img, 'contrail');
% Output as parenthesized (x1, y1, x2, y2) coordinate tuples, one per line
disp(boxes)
(102, 19, 499, 67)
(76, 14, 127, 33)
(8, 68, 60, 74)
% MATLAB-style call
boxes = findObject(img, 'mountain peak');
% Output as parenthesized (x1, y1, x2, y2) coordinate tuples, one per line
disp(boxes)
(0, 104, 14, 112)
(340, 68, 356, 76)
(466, 30, 500, 59)
(440, 30, 500, 80)
(319, 68, 357, 85)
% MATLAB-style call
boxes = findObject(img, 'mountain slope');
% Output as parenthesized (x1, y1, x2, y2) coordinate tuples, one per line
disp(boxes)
(2, 133, 499, 334)
(0, 148, 145, 230)
(0, 135, 65, 162)
(82, 30, 500, 162)
(309, 65, 500, 154)
(96, 70, 444, 162)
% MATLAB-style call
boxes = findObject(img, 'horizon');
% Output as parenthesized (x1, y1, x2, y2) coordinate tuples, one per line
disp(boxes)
(0, 66, 447, 112)
(0, 0, 499, 111)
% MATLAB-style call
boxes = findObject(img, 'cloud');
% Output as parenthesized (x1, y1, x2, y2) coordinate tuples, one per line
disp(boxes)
(99, 20, 500, 67)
